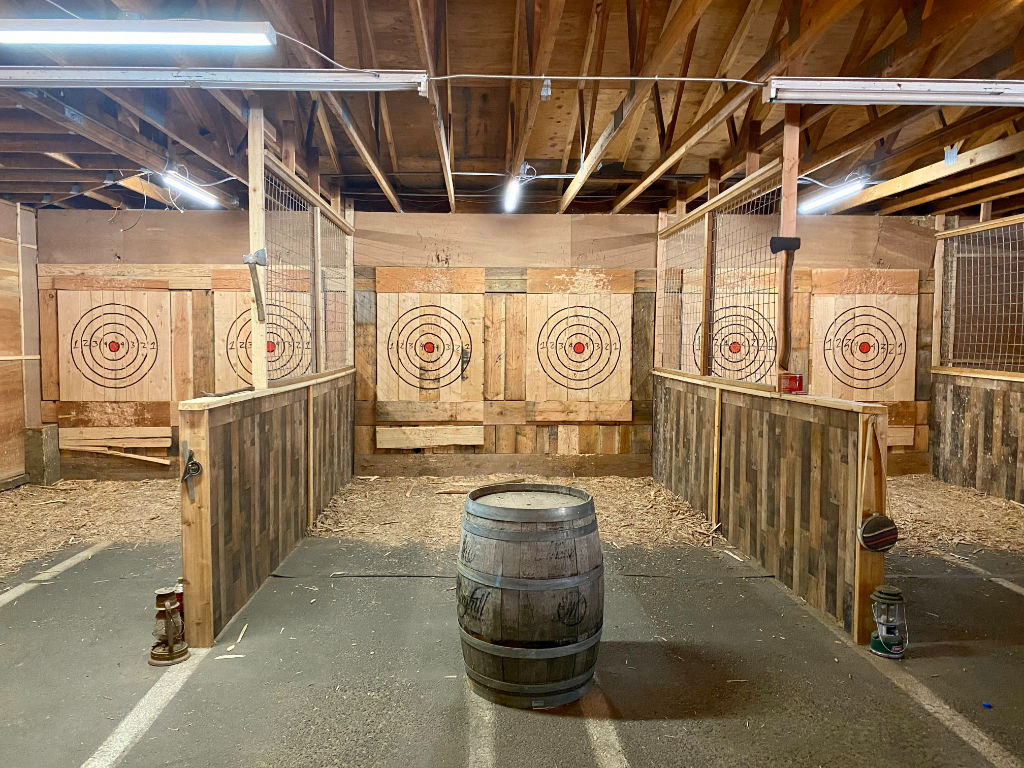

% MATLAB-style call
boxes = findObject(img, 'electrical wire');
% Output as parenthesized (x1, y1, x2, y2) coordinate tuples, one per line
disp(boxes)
(274, 31, 378, 75)
(120, 172, 149, 232)
(41, 0, 81, 19)
(432, 73, 765, 86)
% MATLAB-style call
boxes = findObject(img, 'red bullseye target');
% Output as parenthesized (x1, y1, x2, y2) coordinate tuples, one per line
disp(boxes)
(226, 305, 312, 384)
(70, 303, 158, 389)
(537, 306, 621, 390)
(822, 306, 906, 390)
(692, 306, 777, 384)
(387, 305, 472, 389)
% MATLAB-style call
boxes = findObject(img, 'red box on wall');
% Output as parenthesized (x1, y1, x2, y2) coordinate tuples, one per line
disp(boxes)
(779, 373, 804, 394)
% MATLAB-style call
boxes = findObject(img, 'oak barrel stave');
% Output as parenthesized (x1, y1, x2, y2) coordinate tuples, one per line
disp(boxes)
(456, 483, 604, 708)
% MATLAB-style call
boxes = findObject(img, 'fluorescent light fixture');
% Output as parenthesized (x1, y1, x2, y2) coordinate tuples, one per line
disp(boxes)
(0, 19, 276, 47)
(797, 179, 867, 214)
(503, 176, 522, 213)
(0, 66, 427, 93)
(161, 170, 219, 207)
(765, 77, 1024, 107)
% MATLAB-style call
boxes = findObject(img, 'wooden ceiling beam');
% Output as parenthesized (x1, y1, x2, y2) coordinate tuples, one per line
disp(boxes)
(560, 0, 609, 174)
(0, 153, 129, 170)
(830, 130, 1024, 212)
(691, 0, 764, 123)
(0, 169, 115, 182)
(931, 176, 1024, 216)
(881, 157, 1024, 214)
(408, 0, 456, 210)
(612, 0, 865, 213)
(661, 20, 699, 155)
(353, 0, 400, 173)
(560, 0, 709, 211)
(259, 0, 402, 211)
(508, 0, 566, 174)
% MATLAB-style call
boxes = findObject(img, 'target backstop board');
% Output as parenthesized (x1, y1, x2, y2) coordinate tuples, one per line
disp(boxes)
(57, 290, 171, 402)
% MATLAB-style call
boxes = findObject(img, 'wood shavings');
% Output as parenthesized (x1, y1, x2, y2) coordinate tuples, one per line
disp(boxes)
(887, 474, 1024, 554)
(0, 479, 179, 578)
(313, 474, 715, 549)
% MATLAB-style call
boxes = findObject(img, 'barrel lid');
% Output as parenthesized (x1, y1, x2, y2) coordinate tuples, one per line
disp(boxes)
(465, 483, 595, 523)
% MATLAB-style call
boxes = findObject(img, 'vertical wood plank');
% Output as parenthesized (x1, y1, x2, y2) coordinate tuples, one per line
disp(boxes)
(248, 99, 269, 390)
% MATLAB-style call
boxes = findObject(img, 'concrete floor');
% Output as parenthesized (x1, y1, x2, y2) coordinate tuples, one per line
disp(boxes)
(2, 538, 1022, 768)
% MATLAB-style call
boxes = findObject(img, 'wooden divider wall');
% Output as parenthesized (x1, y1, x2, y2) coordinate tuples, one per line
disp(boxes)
(653, 370, 887, 641)
(931, 370, 1024, 502)
(179, 369, 355, 647)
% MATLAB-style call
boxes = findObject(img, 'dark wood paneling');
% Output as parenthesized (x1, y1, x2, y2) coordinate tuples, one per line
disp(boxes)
(654, 374, 867, 632)
(932, 372, 1024, 502)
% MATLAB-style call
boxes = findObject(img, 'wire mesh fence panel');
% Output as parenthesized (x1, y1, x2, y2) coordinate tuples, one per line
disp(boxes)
(707, 183, 781, 385)
(319, 214, 349, 371)
(264, 169, 316, 382)
(942, 222, 1024, 371)
(659, 218, 705, 372)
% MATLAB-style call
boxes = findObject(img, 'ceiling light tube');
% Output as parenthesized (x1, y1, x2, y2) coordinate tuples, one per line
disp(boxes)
(765, 77, 1024, 107)
(161, 170, 219, 207)
(797, 179, 867, 214)
(503, 176, 522, 213)
(0, 66, 427, 93)
(0, 19, 276, 47)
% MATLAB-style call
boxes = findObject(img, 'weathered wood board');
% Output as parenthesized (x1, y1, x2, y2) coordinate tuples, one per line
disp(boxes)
(376, 292, 484, 402)
(57, 290, 171, 402)
(526, 293, 632, 403)
(809, 271, 918, 402)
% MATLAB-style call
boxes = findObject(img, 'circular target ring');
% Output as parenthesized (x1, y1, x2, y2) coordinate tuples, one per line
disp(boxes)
(70, 303, 157, 389)
(537, 306, 621, 390)
(225, 304, 312, 384)
(692, 306, 777, 384)
(387, 305, 472, 390)
(822, 306, 906, 390)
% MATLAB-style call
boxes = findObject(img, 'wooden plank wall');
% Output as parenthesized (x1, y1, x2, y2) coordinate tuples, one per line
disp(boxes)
(657, 214, 935, 475)
(0, 200, 37, 485)
(179, 370, 355, 647)
(931, 371, 1024, 502)
(653, 371, 888, 640)
(353, 213, 660, 477)
(34, 210, 253, 478)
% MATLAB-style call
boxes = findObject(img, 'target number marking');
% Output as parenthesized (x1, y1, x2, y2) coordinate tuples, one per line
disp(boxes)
(69, 303, 159, 389)
(692, 306, 777, 384)
(822, 306, 906, 390)
(387, 305, 472, 390)
(536, 306, 621, 390)
(225, 305, 313, 384)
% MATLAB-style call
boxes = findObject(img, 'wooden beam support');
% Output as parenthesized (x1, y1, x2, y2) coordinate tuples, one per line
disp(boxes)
(509, 0, 567, 174)
(408, 0, 457, 211)
(353, 0, 400, 172)
(248, 100, 269, 390)
(881, 157, 1024, 214)
(560, 0, 710, 211)
(776, 103, 799, 381)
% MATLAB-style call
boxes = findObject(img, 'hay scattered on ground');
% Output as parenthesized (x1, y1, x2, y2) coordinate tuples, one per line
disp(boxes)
(0, 479, 179, 579)
(888, 474, 1024, 554)
(314, 474, 716, 549)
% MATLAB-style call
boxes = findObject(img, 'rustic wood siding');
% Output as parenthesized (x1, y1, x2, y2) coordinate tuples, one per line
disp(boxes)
(932, 372, 1024, 502)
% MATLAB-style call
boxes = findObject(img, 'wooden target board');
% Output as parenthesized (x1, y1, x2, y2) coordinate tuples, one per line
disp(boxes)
(376, 293, 483, 402)
(809, 272, 918, 401)
(526, 294, 632, 402)
(214, 292, 314, 391)
(57, 290, 170, 401)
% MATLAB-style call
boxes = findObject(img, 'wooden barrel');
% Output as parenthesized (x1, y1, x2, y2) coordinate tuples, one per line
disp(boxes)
(456, 483, 603, 708)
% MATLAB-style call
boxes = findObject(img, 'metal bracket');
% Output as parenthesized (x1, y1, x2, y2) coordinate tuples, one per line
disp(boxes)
(179, 440, 203, 503)
(244, 248, 267, 322)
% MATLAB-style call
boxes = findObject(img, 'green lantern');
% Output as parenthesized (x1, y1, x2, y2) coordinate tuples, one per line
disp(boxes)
(869, 584, 908, 659)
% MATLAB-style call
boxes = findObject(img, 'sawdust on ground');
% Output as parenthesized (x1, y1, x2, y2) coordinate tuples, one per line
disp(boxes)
(0, 479, 179, 579)
(313, 474, 717, 549)
(887, 473, 1024, 554)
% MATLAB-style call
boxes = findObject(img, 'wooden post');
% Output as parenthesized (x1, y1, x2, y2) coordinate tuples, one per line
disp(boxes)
(745, 120, 761, 175)
(248, 98, 269, 390)
(699, 212, 714, 376)
(654, 209, 667, 368)
(931, 214, 946, 368)
(344, 197, 355, 367)
(776, 103, 800, 386)
(709, 386, 722, 526)
(312, 207, 326, 374)
(180, 408, 214, 648)
(979, 200, 993, 222)
(853, 413, 887, 644)
(306, 384, 315, 529)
